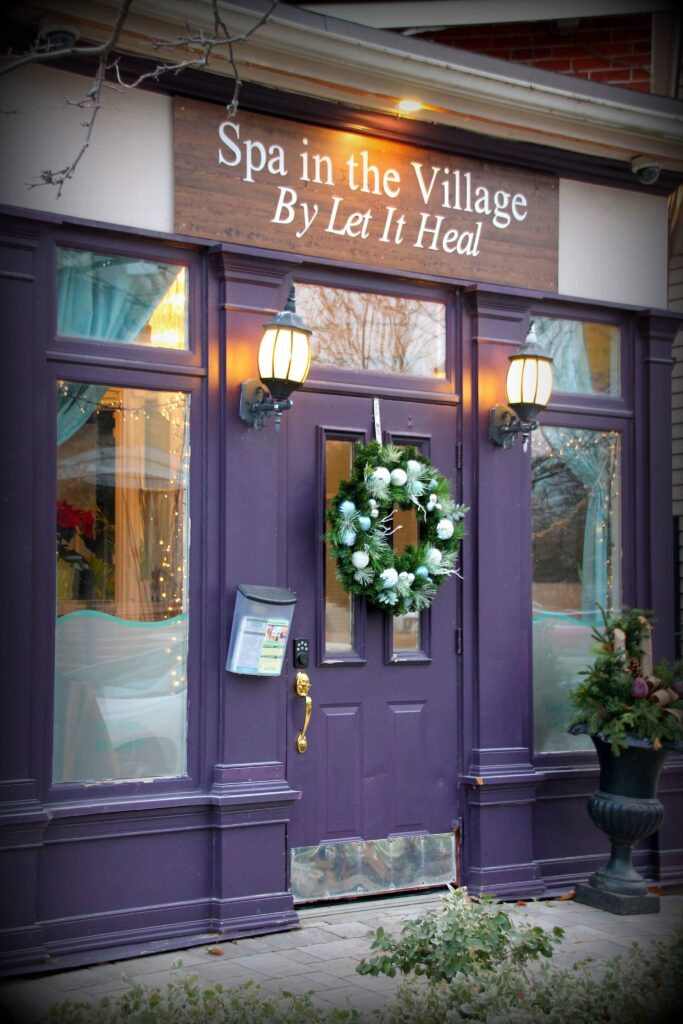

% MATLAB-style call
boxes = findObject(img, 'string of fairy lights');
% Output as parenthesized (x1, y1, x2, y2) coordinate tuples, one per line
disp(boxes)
(57, 379, 190, 623)
(57, 379, 188, 418)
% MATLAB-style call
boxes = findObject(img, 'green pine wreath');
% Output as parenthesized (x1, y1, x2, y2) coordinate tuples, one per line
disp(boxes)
(326, 441, 468, 616)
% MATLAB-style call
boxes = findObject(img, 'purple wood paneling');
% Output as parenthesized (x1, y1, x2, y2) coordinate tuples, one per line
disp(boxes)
(0, 205, 681, 972)
(0, 223, 301, 974)
(462, 287, 546, 897)
(635, 312, 680, 663)
(389, 702, 428, 833)
(216, 252, 293, 773)
(0, 227, 42, 795)
(323, 705, 362, 837)
(285, 388, 461, 852)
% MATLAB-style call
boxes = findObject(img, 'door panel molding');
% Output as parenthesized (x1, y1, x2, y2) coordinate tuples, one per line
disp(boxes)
(323, 704, 362, 838)
(389, 701, 428, 833)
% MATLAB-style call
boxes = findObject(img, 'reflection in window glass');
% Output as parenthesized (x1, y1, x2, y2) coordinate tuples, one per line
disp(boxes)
(325, 440, 355, 654)
(57, 249, 188, 349)
(532, 427, 621, 753)
(296, 283, 446, 378)
(533, 318, 620, 395)
(54, 382, 190, 782)
(393, 506, 421, 653)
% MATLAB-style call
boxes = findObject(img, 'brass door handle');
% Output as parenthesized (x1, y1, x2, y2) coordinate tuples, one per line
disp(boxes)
(295, 672, 312, 753)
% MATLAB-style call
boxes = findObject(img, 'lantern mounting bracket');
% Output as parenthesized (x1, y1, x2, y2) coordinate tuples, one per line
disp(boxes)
(488, 405, 539, 451)
(239, 378, 293, 432)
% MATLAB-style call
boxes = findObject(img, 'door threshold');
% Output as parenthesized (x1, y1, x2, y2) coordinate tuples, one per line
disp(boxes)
(297, 885, 448, 917)
(291, 832, 456, 903)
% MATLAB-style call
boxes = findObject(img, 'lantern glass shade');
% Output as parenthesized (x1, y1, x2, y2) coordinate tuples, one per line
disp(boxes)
(505, 351, 553, 423)
(258, 325, 312, 402)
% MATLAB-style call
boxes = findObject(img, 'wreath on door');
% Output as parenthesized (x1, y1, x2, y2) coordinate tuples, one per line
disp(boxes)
(326, 441, 468, 616)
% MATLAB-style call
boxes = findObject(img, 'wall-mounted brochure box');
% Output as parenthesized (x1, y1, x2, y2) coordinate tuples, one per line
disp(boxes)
(226, 583, 296, 676)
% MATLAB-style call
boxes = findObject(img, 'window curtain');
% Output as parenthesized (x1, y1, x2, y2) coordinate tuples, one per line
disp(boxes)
(56, 254, 178, 444)
(57, 384, 107, 446)
(534, 322, 615, 618)
(53, 610, 187, 783)
(534, 319, 593, 394)
(539, 426, 618, 618)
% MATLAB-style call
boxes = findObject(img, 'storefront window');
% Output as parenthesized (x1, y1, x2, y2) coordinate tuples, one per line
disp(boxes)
(325, 440, 355, 654)
(57, 249, 188, 349)
(54, 383, 190, 782)
(533, 318, 620, 395)
(532, 426, 621, 753)
(296, 283, 446, 377)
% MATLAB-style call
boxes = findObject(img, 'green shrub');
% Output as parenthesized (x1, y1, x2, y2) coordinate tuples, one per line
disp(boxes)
(356, 886, 564, 983)
(51, 975, 361, 1024)
(381, 924, 683, 1024)
(47, 904, 683, 1024)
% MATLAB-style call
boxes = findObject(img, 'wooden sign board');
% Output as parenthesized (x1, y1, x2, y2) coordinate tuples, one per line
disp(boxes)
(174, 98, 559, 291)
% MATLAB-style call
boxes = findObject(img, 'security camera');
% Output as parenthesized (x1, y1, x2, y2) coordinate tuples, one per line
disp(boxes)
(630, 156, 661, 185)
(37, 17, 80, 50)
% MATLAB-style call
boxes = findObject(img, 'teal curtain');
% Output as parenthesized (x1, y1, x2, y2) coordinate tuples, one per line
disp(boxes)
(56, 251, 178, 444)
(57, 251, 177, 344)
(53, 610, 189, 783)
(534, 318, 593, 394)
(57, 384, 107, 445)
(540, 426, 618, 618)
(534, 321, 618, 618)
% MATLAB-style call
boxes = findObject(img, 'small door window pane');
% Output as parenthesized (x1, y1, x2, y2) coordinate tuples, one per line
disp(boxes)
(296, 283, 446, 378)
(325, 440, 355, 654)
(533, 318, 620, 395)
(54, 383, 190, 782)
(532, 426, 621, 753)
(57, 249, 188, 349)
(393, 505, 421, 654)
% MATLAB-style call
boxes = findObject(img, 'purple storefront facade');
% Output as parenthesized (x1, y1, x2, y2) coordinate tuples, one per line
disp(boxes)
(1, 3, 682, 974)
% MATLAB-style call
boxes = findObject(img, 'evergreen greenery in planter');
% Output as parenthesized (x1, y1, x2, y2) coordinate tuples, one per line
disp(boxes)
(568, 607, 683, 755)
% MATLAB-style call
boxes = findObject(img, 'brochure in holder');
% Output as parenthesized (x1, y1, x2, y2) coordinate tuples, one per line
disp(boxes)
(226, 583, 296, 676)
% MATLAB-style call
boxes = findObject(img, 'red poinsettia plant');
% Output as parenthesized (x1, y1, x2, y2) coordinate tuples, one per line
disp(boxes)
(56, 499, 95, 540)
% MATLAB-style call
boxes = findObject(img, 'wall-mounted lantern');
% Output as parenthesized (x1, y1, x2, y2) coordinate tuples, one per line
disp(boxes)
(239, 285, 312, 432)
(488, 322, 553, 451)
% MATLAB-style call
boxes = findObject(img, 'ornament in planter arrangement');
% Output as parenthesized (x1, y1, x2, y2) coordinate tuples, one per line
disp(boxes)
(326, 442, 467, 617)
(568, 607, 683, 914)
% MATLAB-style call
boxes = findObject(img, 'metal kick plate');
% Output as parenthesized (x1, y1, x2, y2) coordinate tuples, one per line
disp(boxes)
(291, 832, 456, 902)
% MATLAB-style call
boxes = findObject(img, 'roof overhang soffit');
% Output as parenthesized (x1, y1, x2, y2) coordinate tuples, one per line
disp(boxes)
(9, 0, 683, 172)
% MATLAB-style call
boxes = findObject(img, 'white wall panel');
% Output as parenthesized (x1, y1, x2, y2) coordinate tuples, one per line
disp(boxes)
(0, 66, 173, 234)
(559, 179, 668, 309)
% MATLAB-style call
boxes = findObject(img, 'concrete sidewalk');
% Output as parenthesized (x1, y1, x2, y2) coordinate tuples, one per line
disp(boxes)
(1, 889, 682, 1022)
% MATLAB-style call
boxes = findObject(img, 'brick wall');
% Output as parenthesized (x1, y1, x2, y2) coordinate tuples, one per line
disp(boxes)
(421, 14, 652, 92)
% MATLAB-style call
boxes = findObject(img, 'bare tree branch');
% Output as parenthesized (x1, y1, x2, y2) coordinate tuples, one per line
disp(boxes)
(2, 0, 280, 194)
(111, 0, 280, 119)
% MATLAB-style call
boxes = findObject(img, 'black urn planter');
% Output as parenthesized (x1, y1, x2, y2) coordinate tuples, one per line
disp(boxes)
(575, 731, 673, 915)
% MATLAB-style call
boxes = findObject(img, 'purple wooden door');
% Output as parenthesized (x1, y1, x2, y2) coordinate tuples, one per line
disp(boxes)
(286, 390, 461, 901)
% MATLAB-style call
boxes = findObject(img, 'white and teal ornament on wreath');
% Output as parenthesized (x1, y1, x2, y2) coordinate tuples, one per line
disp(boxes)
(326, 441, 468, 616)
